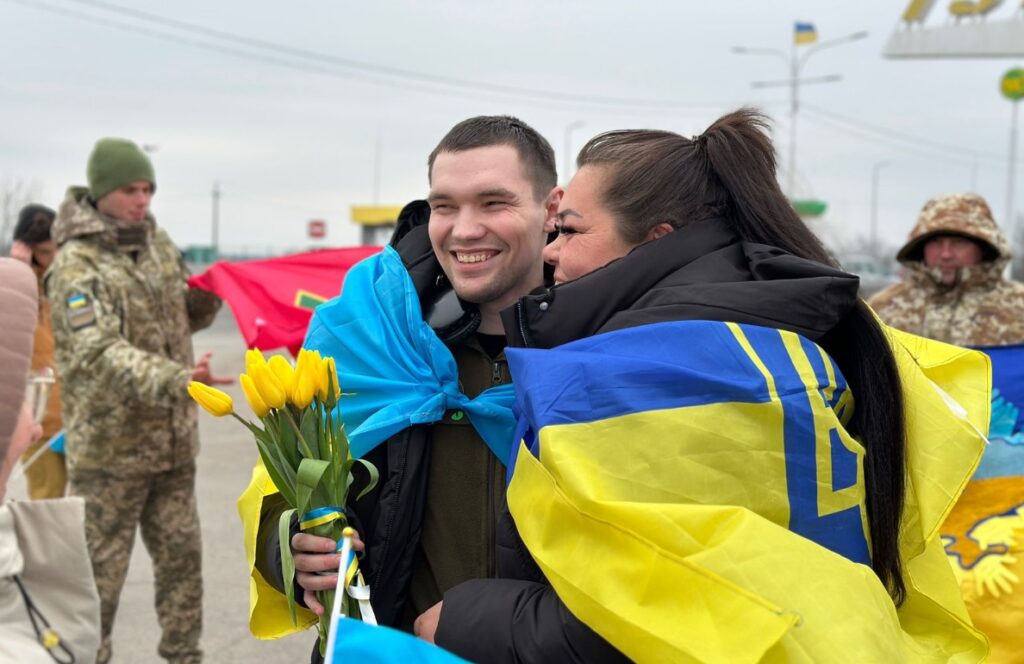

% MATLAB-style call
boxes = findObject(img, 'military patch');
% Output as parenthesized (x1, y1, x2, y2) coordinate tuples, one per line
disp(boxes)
(66, 293, 96, 330)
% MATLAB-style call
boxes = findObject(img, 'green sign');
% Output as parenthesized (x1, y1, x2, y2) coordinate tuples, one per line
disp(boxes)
(1002, 68, 1024, 101)
(791, 199, 828, 218)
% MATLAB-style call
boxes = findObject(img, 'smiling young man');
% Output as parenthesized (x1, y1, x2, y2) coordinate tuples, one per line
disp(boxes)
(249, 116, 560, 661)
(46, 138, 227, 664)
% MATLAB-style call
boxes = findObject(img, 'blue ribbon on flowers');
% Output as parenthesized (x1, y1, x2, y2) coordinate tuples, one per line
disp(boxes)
(299, 506, 345, 531)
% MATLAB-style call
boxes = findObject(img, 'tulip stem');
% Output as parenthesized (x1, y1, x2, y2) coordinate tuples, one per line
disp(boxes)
(284, 409, 317, 459)
(231, 413, 260, 433)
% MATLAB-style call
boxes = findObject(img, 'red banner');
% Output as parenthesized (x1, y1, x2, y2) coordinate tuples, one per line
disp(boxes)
(188, 247, 381, 355)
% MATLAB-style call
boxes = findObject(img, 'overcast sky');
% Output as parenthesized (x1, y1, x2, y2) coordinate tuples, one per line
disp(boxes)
(1, 0, 1021, 255)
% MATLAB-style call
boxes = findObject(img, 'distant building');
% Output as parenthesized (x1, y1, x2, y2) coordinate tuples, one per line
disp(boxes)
(352, 205, 403, 245)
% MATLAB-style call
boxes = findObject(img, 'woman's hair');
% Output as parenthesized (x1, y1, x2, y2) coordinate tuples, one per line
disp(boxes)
(14, 204, 55, 245)
(577, 108, 908, 604)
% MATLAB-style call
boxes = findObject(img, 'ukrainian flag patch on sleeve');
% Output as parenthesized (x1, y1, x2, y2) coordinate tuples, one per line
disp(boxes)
(66, 293, 96, 330)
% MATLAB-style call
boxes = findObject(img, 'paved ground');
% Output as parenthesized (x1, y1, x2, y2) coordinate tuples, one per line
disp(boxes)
(12, 309, 314, 663)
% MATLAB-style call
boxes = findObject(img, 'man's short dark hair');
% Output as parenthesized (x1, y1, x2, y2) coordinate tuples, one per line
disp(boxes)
(14, 204, 55, 245)
(427, 115, 557, 201)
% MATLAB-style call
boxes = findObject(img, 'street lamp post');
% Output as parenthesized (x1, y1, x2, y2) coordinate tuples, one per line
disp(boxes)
(871, 160, 891, 255)
(734, 28, 868, 198)
(211, 181, 221, 259)
(563, 120, 585, 185)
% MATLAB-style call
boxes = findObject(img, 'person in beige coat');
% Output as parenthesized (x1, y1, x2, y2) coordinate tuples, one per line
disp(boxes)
(11, 203, 66, 499)
(0, 257, 100, 663)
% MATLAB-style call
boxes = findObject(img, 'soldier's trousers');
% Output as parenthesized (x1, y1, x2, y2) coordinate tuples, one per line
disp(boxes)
(69, 462, 203, 664)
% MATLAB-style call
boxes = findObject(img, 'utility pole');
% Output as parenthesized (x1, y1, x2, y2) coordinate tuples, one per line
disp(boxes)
(1007, 98, 1020, 240)
(211, 181, 221, 259)
(871, 160, 891, 256)
(734, 26, 868, 198)
(373, 128, 382, 205)
(1002, 68, 1024, 276)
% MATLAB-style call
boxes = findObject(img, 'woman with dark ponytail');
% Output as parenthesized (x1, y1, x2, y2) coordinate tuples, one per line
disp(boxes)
(433, 110, 988, 663)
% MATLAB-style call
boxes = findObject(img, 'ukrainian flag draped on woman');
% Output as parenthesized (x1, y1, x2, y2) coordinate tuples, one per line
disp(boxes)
(503, 321, 989, 662)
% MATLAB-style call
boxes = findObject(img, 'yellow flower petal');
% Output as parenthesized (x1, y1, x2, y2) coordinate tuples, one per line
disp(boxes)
(240, 373, 270, 417)
(188, 381, 234, 417)
(243, 348, 266, 372)
(268, 355, 296, 397)
(290, 350, 316, 409)
(251, 363, 287, 410)
(325, 356, 340, 401)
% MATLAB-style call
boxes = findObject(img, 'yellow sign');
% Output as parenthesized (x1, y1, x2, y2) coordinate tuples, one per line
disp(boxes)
(904, 0, 1014, 21)
(887, 0, 1024, 58)
(351, 205, 403, 227)
(901, 0, 938, 23)
(1003, 68, 1024, 101)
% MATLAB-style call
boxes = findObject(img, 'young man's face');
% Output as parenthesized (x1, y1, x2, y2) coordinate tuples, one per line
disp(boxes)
(427, 145, 559, 317)
(96, 180, 153, 222)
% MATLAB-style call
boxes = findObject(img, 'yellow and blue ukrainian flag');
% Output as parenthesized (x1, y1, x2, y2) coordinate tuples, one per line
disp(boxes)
(942, 343, 1024, 663)
(795, 22, 817, 45)
(504, 320, 990, 662)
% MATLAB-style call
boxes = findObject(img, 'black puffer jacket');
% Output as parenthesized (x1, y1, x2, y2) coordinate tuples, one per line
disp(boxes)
(435, 218, 860, 663)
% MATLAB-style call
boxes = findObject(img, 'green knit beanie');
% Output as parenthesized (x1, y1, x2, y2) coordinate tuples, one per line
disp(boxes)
(87, 138, 156, 201)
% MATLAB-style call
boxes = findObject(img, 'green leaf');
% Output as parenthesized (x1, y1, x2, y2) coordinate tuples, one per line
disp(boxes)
(336, 421, 350, 464)
(285, 409, 317, 459)
(299, 409, 320, 460)
(346, 458, 380, 502)
(267, 413, 298, 468)
(254, 437, 297, 505)
(278, 508, 298, 625)
(295, 458, 332, 520)
(315, 406, 332, 462)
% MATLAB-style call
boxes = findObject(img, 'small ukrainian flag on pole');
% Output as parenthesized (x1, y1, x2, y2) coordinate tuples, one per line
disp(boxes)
(794, 21, 817, 45)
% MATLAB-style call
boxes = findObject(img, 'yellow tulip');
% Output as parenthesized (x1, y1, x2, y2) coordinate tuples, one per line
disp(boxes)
(310, 351, 329, 401)
(250, 363, 287, 410)
(268, 355, 296, 396)
(188, 381, 234, 417)
(245, 348, 267, 374)
(324, 356, 340, 401)
(290, 350, 317, 409)
(239, 373, 270, 417)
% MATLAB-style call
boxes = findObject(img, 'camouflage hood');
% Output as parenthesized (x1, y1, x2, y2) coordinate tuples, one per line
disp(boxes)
(52, 186, 154, 253)
(896, 193, 1009, 268)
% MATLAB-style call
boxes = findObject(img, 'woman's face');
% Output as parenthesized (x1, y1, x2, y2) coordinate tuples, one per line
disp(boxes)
(543, 166, 639, 284)
(31, 240, 57, 270)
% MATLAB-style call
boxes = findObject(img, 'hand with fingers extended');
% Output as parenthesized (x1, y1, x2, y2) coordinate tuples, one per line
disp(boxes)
(292, 530, 365, 615)
(190, 351, 234, 385)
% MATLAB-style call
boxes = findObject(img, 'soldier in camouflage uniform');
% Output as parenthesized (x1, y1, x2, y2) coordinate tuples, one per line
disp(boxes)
(869, 193, 1024, 345)
(46, 138, 227, 664)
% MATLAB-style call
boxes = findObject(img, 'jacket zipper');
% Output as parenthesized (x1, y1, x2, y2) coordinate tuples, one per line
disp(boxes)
(487, 357, 503, 577)
(515, 300, 532, 348)
(370, 430, 410, 592)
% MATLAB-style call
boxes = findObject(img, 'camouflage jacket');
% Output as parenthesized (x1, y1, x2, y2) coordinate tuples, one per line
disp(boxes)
(869, 193, 1024, 346)
(46, 187, 221, 475)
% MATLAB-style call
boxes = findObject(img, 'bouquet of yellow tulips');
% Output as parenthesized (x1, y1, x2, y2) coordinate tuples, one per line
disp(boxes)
(188, 348, 377, 650)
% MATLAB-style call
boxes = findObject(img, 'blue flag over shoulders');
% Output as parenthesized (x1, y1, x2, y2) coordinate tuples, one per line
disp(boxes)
(303, 245, 515, 461)
(504, 320, 988, 662)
